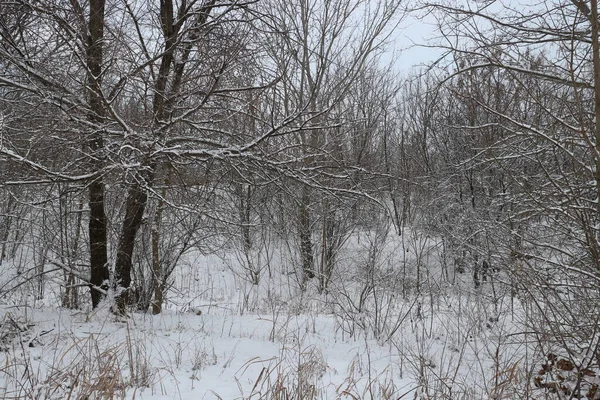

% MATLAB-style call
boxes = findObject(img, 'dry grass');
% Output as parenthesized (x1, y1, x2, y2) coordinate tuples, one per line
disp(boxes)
(240, 344, 327, 400)
(0, 318, 158, 400)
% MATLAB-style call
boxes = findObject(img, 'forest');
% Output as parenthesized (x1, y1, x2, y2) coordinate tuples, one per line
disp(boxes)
(1, 0, 599, 398)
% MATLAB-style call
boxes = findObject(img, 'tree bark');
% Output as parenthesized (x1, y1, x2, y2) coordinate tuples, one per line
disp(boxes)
(87, 0, 109, 308)
(590, 0, 600, 271)
(114, 185, 148, 314)
(299, 188, 314, 284)
(0, 195, 14, 264)
(152, 180, 167, 315)
(62, 193, 84, 309)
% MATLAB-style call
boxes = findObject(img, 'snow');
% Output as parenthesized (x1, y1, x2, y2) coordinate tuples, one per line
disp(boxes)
(0, 230, 553, 399)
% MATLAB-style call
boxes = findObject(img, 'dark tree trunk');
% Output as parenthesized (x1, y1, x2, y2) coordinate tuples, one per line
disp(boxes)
(86, 0, 110, 308)
(89, 180, 109, 307)
(114, 185, 148, 314)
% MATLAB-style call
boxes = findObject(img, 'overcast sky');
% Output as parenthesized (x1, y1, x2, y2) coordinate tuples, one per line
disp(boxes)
(388, 8, 443, 73)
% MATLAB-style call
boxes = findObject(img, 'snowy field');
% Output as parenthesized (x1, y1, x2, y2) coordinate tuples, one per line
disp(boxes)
(0, 230, 577, 399)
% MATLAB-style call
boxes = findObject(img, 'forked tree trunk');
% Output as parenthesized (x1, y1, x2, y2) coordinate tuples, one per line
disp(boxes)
(112, 0, 216, 315)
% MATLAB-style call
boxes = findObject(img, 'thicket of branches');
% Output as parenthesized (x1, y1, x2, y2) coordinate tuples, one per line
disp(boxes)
(0, 0, 403, 310)
(2, 0, 600, 395)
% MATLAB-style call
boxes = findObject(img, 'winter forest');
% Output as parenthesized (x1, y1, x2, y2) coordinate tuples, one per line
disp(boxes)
(1, 0, 599, 398)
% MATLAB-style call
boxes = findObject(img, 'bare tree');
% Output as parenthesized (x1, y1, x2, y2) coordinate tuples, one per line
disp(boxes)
(423, 0, 600, 393)
(0, 0, 406, 313)
(264, 0, 404, 289)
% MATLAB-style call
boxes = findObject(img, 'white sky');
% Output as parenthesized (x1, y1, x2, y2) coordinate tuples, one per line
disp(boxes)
(387, 8, 443, 73)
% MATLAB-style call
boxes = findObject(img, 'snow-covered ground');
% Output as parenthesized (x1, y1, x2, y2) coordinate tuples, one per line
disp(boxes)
(0, 230, 550, 399)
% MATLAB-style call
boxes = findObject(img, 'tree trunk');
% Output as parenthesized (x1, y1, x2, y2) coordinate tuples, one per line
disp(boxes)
(63, 195, 84, 309)
(319, 201, 336, 294)
(89, 179, 109, 308)
(0, 195, 14, 264)
(86, 0, 109, 308)
(114, 185, 148, 314)
(151, 211, 163, 314)
(590, 0, 600, 272)
(240, 184, 259, 285)
(151, 183, 167, 315)
(299, 187, 314, 288)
